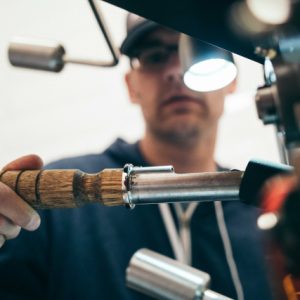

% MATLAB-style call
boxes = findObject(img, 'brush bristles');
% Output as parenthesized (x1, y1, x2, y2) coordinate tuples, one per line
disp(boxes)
(100, 169, 125, 206)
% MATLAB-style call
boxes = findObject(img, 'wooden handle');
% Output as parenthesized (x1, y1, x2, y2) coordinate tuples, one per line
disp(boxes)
(0, 169, 125, 209)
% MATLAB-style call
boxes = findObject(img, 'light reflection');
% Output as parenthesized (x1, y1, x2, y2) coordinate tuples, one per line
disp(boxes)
(183, 59, 237, 92)
(246, 0, 291, 25)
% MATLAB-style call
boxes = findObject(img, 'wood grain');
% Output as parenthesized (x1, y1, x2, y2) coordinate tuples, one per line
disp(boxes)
(0, 169, 124, 209)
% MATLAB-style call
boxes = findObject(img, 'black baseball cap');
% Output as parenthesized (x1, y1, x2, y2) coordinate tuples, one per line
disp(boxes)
(120, 13, 161, 57)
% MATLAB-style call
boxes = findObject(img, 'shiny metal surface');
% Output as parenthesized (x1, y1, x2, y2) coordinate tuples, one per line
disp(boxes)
(203, 290, 234, 300)
(8, 0, 119, 72)
(126, 171, 242, 206)
(124, 164, 174, 176)
(130, 165, 174, 175)
(126, 248, 233, 300)
(126, 248, 210, 300)
(8, 39, 65, 72)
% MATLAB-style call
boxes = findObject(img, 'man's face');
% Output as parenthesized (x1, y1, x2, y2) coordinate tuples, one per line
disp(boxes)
(125, 28, 234, 146)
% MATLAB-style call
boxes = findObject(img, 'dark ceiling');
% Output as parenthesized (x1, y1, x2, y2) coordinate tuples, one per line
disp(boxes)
(103, 0, 263, 63)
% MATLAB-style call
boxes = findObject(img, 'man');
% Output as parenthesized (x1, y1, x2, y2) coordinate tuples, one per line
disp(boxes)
(0, 14, 273, 300)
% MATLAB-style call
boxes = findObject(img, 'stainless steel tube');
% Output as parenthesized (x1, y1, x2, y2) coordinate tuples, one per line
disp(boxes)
(126, 248, 233, 300)
(126, 171, 243, 206)
(8, 39, 65, 72)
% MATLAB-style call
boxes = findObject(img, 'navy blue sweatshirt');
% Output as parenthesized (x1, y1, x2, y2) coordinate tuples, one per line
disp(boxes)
(0, 139, 273, 300)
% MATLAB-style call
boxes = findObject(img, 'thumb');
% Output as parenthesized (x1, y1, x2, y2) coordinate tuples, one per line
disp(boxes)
(2, 154, 43, 171)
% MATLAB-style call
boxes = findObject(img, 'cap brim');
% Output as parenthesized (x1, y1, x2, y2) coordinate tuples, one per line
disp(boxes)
(120, 21, 159, 57)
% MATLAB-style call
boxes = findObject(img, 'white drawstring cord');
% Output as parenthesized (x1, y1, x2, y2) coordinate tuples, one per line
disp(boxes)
(214, 201, 245, 300)
(159, 202, 197, 265)
(158, 203, 186, 263)
(174, 202, 198, 265)
(159, 200, 244, 300)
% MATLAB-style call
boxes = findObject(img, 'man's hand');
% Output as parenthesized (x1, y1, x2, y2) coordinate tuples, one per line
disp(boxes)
(0, 155, 42, 247)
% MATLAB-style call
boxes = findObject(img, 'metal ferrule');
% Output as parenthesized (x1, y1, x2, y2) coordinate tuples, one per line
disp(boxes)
(123, 164, 243, 207)
(123, 164, 174, 208)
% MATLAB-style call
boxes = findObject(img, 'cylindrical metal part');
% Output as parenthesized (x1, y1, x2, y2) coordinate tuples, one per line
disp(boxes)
(255, 85, 278, 125)
(8, 38, 65, 72)
(0, 166, 243, 209)
(203, 290, 233, 300)
(126, 248, 210, 300)
(126, 171, 242, 206)
(129, 165, 174, 175)
(126, 249, 233, 300)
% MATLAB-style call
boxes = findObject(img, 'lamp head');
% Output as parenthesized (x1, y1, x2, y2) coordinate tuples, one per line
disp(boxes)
(179, 34, 237, 92)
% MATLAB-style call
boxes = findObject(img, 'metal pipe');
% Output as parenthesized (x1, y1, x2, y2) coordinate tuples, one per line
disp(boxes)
(8, 0, 119, 72)
(8, 40, 117, 71)
(126, 248, 234, 300)
(0, 161, 290, 209)
(124, 167, 243, 208)
(8, 39, 65, 72)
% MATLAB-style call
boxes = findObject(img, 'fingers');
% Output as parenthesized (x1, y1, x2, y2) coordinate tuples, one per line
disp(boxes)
(2, 154, 43, 171)
(1, 154, 42, 230)
(0, 235, 5, 247)
(0, 181, 40, 231)
(0, 155, 42, 248)
(0, 216, 21, 249)
(0, 214, 21, 239)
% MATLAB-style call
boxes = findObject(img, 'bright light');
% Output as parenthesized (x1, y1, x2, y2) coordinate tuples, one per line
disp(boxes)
(257, 212, 278, 230)
(264, 58, 276, 84)
(183, 59, 237, 92)
(246, 0, 291, 25)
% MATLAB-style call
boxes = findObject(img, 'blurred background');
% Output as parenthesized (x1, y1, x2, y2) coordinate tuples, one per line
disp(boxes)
(0, 0, 280, 170)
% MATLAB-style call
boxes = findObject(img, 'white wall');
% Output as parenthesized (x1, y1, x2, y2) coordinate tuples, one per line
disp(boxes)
(0, 0, 280, 170)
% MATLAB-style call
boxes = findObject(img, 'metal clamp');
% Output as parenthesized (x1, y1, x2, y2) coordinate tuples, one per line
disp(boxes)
(122, 164, 174, 209)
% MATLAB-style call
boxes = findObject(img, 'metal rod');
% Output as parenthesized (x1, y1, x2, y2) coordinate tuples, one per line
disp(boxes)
(87, 0, 119, 67)
(274, 126, 289, 164)
(125, 171, 243, 207)
(8, 1, 119, 72)
(63, 56, 117, 67)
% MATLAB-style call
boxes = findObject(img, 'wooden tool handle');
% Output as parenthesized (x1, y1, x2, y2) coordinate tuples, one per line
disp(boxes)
(0, 169, 125, 209)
